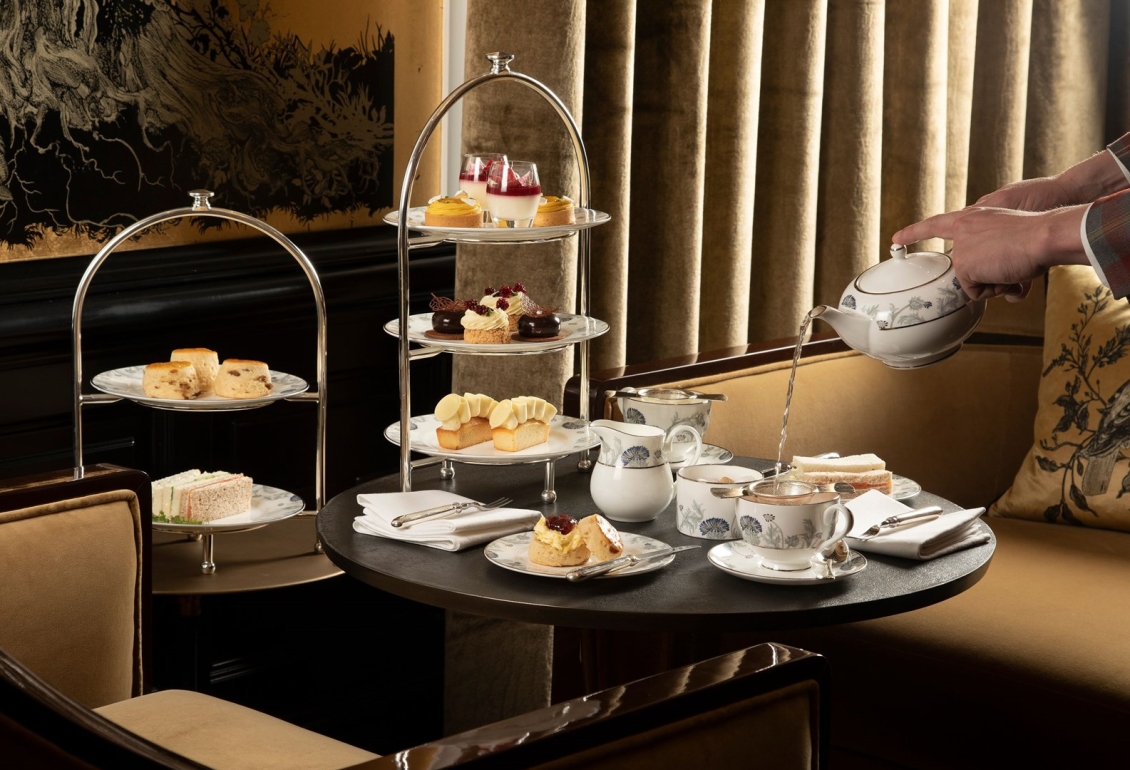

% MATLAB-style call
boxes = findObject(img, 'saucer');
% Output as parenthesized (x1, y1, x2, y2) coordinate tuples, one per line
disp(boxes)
(669, 443, 734, 470)
(707, 540, 868, 584)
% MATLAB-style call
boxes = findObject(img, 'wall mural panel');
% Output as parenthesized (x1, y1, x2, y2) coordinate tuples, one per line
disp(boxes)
(0, 0, 441, 261)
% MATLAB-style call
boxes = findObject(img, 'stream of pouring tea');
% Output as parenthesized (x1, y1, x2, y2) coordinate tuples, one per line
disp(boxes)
(774, 307, 820, 488)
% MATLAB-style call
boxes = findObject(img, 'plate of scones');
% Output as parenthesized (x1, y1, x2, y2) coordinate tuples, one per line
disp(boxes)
(92, 347, 308, 411)
(485, 513, 675, 579)
(384, 393, 599, 463)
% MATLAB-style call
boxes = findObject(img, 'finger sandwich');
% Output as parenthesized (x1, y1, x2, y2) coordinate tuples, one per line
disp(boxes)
(151, 470, 253, 523)
(791, 453, 893, 495)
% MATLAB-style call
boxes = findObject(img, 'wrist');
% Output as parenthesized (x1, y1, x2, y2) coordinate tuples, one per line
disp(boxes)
(1038, 206, 1088, 269)
(1060, 150, 1129, 202)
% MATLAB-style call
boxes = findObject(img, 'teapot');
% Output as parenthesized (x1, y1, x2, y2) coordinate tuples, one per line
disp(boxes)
(589, 419, 702, 522)
(812, 245, 986, 368)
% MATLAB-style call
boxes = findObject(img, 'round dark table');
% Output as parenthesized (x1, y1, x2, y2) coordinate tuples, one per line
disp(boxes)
(317, 456, 995, 633)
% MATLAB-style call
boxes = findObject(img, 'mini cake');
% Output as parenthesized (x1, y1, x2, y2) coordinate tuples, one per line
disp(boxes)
(151, 470, 253, 523)
(170, 348, 219, 391)
(480, 284, 527, 331)
(517, 298, 562, 339)
(488, 396, 557, 452)
(528, 514, 591, 567)
(460, 304, 511, 344)
(534, 195, 576, 227)
(429, 294, 473, 337)
(213, 359, 272, 399)
(576, 514, 624, 561)
(423, 193, 482, 228)
(142, 361, 201, 400)
(434, 392, 498, 450)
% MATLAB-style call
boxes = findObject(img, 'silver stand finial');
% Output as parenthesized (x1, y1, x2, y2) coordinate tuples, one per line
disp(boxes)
(189, 190, 214, 210)
(486, 52, 514, 74)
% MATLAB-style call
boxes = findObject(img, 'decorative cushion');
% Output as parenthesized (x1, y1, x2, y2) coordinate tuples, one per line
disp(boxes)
(990, 266, 1130, 529)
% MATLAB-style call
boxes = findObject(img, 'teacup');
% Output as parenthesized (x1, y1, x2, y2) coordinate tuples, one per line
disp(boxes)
(736, 480, 854, 571)
(616, 387, 712, 462)
(676, 464, 763, 540)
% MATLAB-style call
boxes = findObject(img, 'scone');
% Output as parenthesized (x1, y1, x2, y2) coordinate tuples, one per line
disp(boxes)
(528, 515, 591, 567)
(434, 392, 497, 449)
(171, 348, 219, 391)
(534, 195, 576, 227)
(461, 304, 511, 344)
(576, 514, 624, 561)
(488, 396, 557, 452)
(423, 193, 483, 228)
(213, 359, 272, 398)
(142, 361, 201, 399)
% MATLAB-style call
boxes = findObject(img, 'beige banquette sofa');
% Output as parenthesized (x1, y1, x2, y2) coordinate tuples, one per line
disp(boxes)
(570, 329, 1130, 769)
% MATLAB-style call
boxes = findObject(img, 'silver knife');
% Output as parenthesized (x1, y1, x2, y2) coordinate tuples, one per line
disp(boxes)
(566, 545, 700, 582)
(390, 502, 458, 528)
(852, 506, 944, 540)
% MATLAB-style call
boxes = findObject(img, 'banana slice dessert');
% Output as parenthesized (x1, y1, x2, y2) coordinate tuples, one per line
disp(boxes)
(434, 392, 498, 450)
(488, 396, 557, 452)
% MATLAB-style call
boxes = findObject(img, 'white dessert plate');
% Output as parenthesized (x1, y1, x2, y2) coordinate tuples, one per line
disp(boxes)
(150, 484, 305, 535)
(707, 540, 868, 585)
(384, 206, 610, 243)
(384, 312, 609, 355)
(485, 531, 676, 579)
(91, 365, 308, 411)
(669, 443, 734, 471)
(385, 414, 599, 464)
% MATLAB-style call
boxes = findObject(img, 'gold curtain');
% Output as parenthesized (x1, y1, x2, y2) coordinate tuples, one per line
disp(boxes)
(454, 0, 1126, 392)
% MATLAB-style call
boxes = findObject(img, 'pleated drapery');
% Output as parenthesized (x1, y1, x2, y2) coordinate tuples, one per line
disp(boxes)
(452, 0, 1129, 389)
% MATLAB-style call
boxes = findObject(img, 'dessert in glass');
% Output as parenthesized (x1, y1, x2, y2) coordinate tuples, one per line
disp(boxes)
(486, 161, 542, 227)
(459, 153, 506, 219)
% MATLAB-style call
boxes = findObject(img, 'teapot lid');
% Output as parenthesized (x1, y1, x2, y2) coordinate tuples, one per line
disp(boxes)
(855, 245, 953, 294)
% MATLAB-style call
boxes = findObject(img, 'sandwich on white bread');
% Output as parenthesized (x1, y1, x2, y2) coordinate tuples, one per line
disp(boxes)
(791, 453, 893, 493)
(151, 470, 253, 523)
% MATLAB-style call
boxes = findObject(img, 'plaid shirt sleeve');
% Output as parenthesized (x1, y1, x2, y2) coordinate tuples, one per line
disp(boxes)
(1083, 189, 1130, 299)
(1108, 133, 1130, 185)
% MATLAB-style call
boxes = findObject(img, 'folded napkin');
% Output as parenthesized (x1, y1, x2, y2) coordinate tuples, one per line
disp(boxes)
(354, 490, 540, 552)
(844, 490, 990, 560)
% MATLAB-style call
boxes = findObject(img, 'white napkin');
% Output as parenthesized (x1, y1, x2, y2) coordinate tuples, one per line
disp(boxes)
(353, 490, 540, 552)
(844, 490, 990, 560)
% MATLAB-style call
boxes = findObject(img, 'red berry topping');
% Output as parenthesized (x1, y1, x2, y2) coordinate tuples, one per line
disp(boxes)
(498, 286, 513, 298)
(484, 286, 495, 296)
(475, 304, 491, 315)
(544, 515, 577, 535)
(464, 299, 477, 310)
(513, 282, 527, 293)
(496, 298, 510, 311)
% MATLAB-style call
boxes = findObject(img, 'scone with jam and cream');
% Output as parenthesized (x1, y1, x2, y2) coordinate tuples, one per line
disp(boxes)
(434, 392, 498, 450)
(534, 195, 576, 227)
(576, 514, 624, 561)
(528, 514, 591, 567)
(423, 192, 482, 228)
(488, 396, 557, 451)
(461, 304, 511, 344)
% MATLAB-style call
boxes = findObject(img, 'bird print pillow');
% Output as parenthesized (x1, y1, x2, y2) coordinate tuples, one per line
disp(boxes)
(990, 266, 1130, 530)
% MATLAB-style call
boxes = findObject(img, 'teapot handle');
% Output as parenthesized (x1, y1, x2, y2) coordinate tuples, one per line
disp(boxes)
(663, 425, 702, 467)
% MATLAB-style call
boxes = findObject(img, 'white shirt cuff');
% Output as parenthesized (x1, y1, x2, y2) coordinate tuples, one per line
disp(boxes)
(1080, 202, 1111, 288)
(1109, 147, 1130, 186)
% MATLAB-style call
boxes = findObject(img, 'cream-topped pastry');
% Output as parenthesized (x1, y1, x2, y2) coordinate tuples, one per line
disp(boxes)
(488, 396, 556, 451)
(480, 284, 528, 331)
(461, 304, 510, 344)
(434, 392, 498, 449)
(528, 514, 590, 566)
(423, 193, 482, 228)
(534, 195, 576, 227)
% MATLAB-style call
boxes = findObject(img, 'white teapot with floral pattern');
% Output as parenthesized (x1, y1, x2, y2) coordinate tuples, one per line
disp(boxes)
(812, 244, 986, 368)
(589, 420, 702, 522)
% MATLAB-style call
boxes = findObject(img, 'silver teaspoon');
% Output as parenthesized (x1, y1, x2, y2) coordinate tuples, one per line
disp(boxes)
(711, 481, 856, 499)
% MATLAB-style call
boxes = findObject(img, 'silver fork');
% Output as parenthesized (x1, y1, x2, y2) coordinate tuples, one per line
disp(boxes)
(391, 497, 512, 528)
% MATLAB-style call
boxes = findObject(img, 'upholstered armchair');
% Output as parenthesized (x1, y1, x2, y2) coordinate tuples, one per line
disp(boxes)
(0, 464, 830, 769)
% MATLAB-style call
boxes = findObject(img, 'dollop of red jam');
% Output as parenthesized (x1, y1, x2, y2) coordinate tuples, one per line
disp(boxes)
(544, 515, 577, 535)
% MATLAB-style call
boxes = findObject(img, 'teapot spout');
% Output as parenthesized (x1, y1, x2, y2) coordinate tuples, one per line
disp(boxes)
(810, 304, 874, 353)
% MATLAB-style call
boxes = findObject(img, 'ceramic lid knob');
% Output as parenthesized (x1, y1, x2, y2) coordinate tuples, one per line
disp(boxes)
(890, 243, 907, 260)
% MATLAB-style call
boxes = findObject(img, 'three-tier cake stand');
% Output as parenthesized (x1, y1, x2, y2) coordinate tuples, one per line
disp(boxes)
(385, 52, 609, 499)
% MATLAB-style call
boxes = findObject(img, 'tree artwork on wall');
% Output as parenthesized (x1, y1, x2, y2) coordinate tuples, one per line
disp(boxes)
(0, 0, 395, 259)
